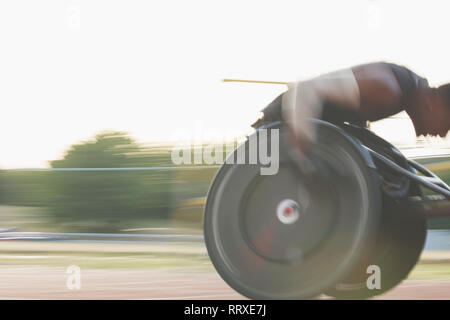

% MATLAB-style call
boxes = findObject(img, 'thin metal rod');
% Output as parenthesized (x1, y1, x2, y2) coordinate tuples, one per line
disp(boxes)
(367, 149, 450, 198)
(222, 79, 291, 86)
(408, 195, 450, 218)
(407, 159, 450, 191)
(421, 176, 450, 191)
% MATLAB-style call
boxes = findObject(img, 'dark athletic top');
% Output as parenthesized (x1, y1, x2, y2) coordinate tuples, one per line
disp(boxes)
(384, 62, 428, 108)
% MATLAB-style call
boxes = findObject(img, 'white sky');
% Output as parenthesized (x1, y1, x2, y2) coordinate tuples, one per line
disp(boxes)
(0, 0, 449, 168)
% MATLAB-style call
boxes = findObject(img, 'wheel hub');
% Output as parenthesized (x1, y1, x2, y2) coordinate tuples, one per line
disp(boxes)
(276, 199, 301, 224)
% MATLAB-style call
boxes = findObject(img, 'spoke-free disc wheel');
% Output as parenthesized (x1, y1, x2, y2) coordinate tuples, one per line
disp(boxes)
(204, 122, 381, 299)
(325, 194, 426, 299)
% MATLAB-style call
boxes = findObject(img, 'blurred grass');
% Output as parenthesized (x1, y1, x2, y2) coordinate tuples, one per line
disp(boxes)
(0, 241, 211, 270)
(0, 241, 449, 282)
(409, 264, 450, 280)
(407, 251, 450, 280)
(0, 252, 213, 270)
(0, 205, 50, 231)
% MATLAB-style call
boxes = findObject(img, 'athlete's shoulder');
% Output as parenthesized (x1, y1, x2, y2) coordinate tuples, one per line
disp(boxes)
(372, 62, 428, 101)
(352, 61, 416, 75)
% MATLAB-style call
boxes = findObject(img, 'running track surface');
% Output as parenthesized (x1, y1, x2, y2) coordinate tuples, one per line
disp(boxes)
(0, 267, 448, 300)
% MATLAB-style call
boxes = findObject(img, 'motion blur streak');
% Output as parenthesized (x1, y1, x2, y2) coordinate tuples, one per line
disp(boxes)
(0, 131, 449, 298)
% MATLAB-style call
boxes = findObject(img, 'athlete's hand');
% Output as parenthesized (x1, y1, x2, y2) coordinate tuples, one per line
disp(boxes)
(281, 81, 323, 174)
(282, 80, 322, 146)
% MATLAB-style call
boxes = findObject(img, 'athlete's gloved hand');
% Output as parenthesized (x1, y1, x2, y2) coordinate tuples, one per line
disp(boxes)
(281, 80, 324, 174)
(282, 81, 323, 146)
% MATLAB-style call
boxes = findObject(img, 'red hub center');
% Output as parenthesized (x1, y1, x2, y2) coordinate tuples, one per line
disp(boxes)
(284, 207, 293, 216)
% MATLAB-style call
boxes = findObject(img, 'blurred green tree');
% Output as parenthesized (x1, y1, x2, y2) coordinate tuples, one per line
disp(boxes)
(51, 131, 141, 169)
(49, 131, 172, 232)
(0, 171, 3, 204)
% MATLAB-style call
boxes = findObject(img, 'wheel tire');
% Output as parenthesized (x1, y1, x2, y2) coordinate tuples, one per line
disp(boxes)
(325, 191, 426, 299)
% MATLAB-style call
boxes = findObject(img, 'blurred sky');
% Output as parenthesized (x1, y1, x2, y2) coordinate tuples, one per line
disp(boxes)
(0, 0, 449, 168)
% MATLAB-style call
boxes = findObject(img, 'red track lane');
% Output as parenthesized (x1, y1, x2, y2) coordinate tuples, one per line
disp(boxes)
(0, 267, 448, 300)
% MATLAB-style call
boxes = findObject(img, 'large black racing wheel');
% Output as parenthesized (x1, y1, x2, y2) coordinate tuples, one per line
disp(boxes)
(325, 129, 427, 299)
(203, 120, 382, 299)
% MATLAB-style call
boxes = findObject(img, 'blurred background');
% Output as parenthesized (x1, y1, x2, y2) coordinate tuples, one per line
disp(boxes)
(0, 0, 449, 299)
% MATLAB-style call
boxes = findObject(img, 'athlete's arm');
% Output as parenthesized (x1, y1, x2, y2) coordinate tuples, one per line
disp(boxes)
(282, 68, 360, 142)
